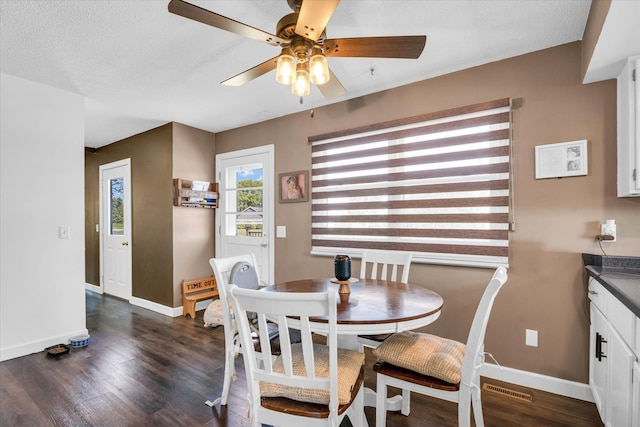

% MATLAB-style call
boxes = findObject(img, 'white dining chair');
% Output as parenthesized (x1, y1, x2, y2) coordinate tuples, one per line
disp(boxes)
(229, 285, 366, 427)
(357, 250, 413, 412)
(207, 253, 277, 407)
(357, 250, 413, 350)
(373, 266, 508, 427)
(359, 250, 412, 283)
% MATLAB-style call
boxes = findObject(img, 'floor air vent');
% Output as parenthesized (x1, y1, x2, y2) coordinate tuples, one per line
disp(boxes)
(482, 383, 534, 403)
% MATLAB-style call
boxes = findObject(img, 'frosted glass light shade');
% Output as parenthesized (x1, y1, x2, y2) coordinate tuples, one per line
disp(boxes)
(276, 49, 295, 85)
(291, 63, 310, 96)
(309, 48, 329, 85)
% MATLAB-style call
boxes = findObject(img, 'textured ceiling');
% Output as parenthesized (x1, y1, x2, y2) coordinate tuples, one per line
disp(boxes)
(1, 0, 594, 148)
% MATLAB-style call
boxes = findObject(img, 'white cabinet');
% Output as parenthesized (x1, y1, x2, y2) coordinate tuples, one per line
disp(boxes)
(588, 277, 639, 426)
(617, 56, 640, 197)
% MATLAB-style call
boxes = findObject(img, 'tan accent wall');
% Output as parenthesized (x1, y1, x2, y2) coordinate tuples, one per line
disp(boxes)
(85, 124, 174, 306)
(84, 150, 101, 285)
(171, 122, 216, 307)
(214, 42, 640, 383)
(581, 0, 611, 81)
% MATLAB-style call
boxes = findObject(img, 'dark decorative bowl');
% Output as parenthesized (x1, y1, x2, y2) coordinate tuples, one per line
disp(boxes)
(45, 344, 70, 357)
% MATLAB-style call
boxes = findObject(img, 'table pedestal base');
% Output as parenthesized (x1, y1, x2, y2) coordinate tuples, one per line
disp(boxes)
(364, 388, 404, 411)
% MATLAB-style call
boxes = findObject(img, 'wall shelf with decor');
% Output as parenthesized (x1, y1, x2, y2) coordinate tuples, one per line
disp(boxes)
(173, 178, 218, 208)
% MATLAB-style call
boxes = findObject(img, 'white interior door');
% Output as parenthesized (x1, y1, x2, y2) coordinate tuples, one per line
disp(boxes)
(100, 159, 132, 300)
(216, 145, 274, 285)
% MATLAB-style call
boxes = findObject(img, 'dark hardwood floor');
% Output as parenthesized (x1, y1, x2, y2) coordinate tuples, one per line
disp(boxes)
(0, 291, 603, 426)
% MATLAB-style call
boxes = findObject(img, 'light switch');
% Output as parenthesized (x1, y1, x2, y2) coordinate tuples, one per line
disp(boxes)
(277, 226, 286, 238)
(59, 225, 70, 239)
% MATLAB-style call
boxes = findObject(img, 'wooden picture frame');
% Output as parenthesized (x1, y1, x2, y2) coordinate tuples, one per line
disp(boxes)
(535, 139, 588, 179)
(279, 170, 308, 203)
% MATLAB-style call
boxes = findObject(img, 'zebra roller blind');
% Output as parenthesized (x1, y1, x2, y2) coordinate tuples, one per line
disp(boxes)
(310, 98, 512, 268)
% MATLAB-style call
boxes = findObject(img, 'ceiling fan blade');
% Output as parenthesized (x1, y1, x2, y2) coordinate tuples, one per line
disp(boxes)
(295, 0, 340, 42)
(317, 68, 346, 99)
(221, 56, 279, 86)
(324, 36, 426, 59)
(168, 0, 287, 47)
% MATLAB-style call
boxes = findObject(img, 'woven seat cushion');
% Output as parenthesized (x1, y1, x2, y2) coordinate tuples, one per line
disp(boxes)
(260, 343, 365, 405)
(373, 331, 466, 384)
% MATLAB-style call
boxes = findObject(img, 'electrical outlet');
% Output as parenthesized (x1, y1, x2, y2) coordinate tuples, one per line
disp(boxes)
(600, 219, 617, 242)
(526, 329, 538, 347)
(59, 225, 70, 239)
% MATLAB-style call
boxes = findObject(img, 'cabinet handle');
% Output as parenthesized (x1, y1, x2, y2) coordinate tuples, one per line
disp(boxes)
(588, 290, 598, 295)
(595, 332, 607, 361)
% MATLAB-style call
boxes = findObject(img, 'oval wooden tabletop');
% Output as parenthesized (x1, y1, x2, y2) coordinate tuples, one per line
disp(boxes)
(262, 278, 444, 329)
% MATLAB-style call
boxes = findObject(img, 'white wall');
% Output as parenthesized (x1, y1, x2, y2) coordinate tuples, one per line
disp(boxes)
(0, 73, 87, 361)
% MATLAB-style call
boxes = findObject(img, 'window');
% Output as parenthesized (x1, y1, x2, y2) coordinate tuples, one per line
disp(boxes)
(109, 177, 124, 235)
(223, 165, 264, 237)
(310, 98, 512, 268)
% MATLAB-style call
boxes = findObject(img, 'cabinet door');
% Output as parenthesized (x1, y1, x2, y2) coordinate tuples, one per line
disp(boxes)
(633, 362, 640, 427)
(590, 303, 607, 420)
(617, 56, 639, 197)
(606, 325, 635, 427)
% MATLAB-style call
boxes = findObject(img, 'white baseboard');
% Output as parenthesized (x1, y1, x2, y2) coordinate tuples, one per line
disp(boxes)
(0, 327, 90, 362)
(194, 299, 213, 313)
(129, 296, 179, 317)
(85, 283, 102, 293)
(129, 296, 213, 318)
(481, 362, 594, 402)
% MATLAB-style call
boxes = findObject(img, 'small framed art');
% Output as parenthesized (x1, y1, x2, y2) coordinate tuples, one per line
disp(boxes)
(279, 170, 308, 203)
(535, 139, 588, 179)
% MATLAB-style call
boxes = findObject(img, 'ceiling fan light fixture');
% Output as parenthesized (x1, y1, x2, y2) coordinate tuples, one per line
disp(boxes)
(276, 48, 295, 85)
(291, 62, 310, 97)
(309, 47, 330, 85)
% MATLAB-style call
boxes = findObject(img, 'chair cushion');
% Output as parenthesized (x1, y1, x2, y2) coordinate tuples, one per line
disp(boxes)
(260, 343, 365, 405)
(373, 331, 465, 384)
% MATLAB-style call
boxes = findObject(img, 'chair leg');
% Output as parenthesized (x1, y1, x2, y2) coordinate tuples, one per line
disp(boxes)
(401, 388, 411, 416)
(376, 374, 388, 427)
(348, 386, 365, 427)
(220, 349, 235, 405)
(471, 384, 485, 427)
(458, 386, 472, 427)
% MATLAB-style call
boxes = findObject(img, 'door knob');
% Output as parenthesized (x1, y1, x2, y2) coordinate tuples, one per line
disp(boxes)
(122, 241, 129, 246)
(260, 242, 267, 247)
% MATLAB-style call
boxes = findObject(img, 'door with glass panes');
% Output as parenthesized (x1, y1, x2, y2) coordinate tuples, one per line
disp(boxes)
(101, 159, 132, 300)
(216, 146, 274, 285)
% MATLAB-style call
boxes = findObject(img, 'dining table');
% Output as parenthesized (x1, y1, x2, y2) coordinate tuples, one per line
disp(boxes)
(262, 277, 443, 338)
(261, 277, 444, 417)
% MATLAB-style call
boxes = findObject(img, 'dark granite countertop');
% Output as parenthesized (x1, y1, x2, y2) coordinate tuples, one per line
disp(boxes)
(583, 254, 640, 318)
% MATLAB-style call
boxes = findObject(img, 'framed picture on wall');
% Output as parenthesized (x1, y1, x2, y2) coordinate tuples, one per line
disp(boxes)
(535, 139, 588, 179)
(279, 170, 308, 203)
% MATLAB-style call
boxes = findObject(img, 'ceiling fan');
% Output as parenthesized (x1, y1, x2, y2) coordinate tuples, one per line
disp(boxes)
(168, 0, 426, 99)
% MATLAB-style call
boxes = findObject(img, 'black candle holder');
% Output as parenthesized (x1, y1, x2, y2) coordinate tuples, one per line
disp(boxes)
(334, 254, 351, 281)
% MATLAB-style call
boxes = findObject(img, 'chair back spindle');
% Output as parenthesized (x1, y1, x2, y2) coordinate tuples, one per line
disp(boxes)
(360, 250, 412, 283)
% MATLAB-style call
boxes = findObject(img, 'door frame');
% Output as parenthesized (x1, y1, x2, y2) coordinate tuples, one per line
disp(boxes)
(98, 158, 132, 299)
(216, 145, 275, 285)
